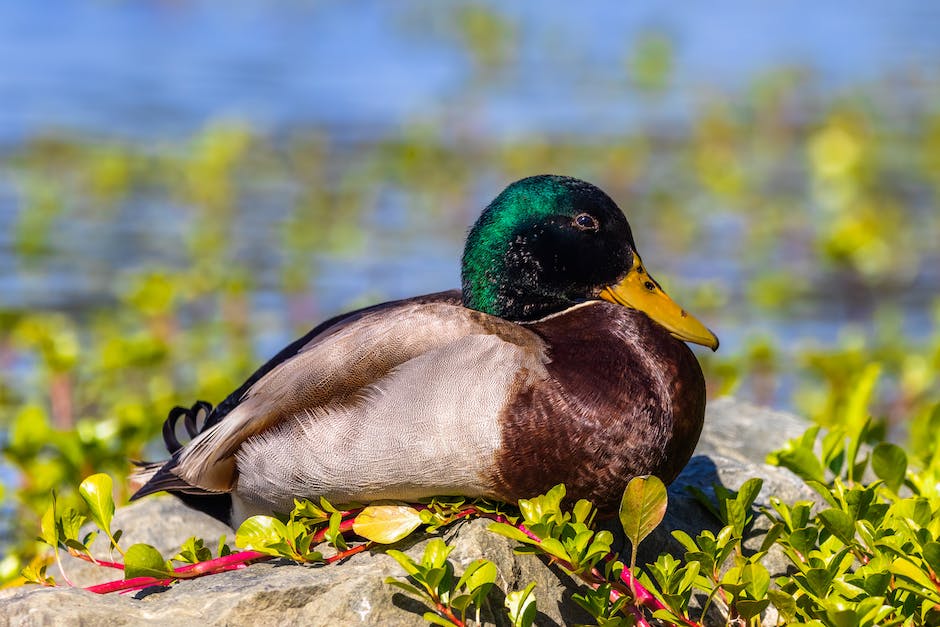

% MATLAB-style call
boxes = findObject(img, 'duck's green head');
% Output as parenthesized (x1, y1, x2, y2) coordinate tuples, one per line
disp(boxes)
(462, 175, 718, 350)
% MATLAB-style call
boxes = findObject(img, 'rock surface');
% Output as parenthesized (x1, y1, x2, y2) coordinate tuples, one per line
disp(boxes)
(1, 397, 813, 626)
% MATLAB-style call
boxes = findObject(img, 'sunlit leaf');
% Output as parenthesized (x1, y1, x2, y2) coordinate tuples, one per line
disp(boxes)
(422, 612, 455, 627)
(736, 598, 770, 621)
(384, 577, 426, 600)
(818, 509, 856, 546)
(871, 442, 907, 493)
(235, 515, 286, 554)
(123, 543, 171, 580)
(619, 475, 668, 554)
(421, 538, 453, 570)
(505, 581, 537, 627)
(39, 499, 57, 547)
(79, 473, 115, 535)
(353, 503, 422, 544)
(923, 542, 940, 576)
(487, 522, 535, 544)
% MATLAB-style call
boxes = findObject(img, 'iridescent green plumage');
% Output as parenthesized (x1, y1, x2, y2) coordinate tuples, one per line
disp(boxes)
(461, 175, 635, 321)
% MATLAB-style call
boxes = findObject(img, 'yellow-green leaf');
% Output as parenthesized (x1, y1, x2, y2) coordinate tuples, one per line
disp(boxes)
(79, 473, 115, 535)
(353, 503, 422, 544)
(124, 543, 171, 580)
(505, 581, 537, 627)
(235, 515, 285, 553)
(871, 442, 907, 493)
(619, 475, 668, 553)
(39, 498, 57, 547)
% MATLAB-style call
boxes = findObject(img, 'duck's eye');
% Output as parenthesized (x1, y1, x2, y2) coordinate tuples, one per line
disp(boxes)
(574, 213, 599, 231)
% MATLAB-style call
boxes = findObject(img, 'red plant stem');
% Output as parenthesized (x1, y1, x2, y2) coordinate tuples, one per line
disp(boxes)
(324, 543, 372, 565)
(616, 566, 701, 627)
(68, 550, 125, 570)
(86, 576, 174, 594)
(173, 550, 271, 577)
(311, 517, 357, 544)
(85, 551, 273, 594)
(434, 599, 466, 627)
(628, 605, 652, 627)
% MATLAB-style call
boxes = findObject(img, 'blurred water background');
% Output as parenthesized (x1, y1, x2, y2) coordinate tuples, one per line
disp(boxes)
(1, 1, 939, 579)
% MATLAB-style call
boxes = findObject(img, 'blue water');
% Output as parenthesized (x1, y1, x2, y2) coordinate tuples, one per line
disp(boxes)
(1, 1, 938, 143)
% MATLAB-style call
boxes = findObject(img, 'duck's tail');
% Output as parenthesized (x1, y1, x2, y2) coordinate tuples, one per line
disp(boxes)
(130, 401, 234, 526)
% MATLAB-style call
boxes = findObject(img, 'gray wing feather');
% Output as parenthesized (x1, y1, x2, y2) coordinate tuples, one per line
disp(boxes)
(174, 300, 546, 492)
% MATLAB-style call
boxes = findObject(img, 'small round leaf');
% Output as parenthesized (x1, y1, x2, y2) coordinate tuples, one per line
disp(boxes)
(124, 543, 171, 580)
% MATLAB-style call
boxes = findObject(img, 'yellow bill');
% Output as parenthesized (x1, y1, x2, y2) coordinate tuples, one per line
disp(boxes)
(600, 255, 719, 351)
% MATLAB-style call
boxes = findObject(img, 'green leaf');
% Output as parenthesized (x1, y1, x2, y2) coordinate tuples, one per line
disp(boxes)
(889, 497, 932, 527)
(326, 511, 347, 550)
(826, 608, 859, 627)
(871, 442, 907, 493)
(890, 557, 940, 598)
(39, 499, 57, 547)
(123, 543, 172, 580)
(736, 598, 770, 621)
(422, 611, 455, 626)
(217, 535, 231, 558)
(58, 508, 86, 544)
(505, 581, 537, 627)
(769, 446, 826, 484)
(518, 484, 565, 524)
(767, 589, 797, 621)
(352, 503, 422, 544)
(384, 578, 427, 600)
(538, 537, 571, 563)
(845, 364, 880, 438)
(789, 527, 820, 554)
(421, 538, 454, 570)
(449, 593, 473, 612)
(619, 475, 668, 554)
(726, 499, 746, 537)
(818, 509, 856, 546)
(671, 530, 698, 553)
(79, 473, 115, 535)
(235, 515, 286, 554)
(173, 536, 212, 564)
(487, 522, 536, 544)
(21, 562, 53, 586)
(923, 542, 940, 576)
(456, 559, 497, 593)
(677, 561, 700, 594)
(742, 562, 770, 599)
(759, 522, 785, 553)
(385, 549, 420, 577)
(424, 564, 452, 595)
(291, 499, 330, 524)
(572, 499, 594, 524)
(802, 568, 834, 597)
(735, 478, 764, 511)
(767, 426, 825, 483)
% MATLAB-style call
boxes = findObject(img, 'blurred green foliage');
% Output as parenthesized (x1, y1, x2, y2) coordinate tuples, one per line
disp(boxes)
(2, 53, 939, 588)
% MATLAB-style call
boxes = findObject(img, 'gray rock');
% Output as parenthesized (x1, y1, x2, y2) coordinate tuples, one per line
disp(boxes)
(1, 397, 812, 626)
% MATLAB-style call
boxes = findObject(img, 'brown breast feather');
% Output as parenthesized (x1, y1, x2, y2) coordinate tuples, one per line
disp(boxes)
(489, 301, 706, 515)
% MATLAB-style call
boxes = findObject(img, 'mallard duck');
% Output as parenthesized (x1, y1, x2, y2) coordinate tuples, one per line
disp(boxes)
(132, 175, 718, 526)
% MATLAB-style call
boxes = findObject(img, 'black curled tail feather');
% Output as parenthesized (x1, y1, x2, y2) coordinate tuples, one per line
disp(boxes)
(130, 401, 233, 526)
(161, 401, 213, 454)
